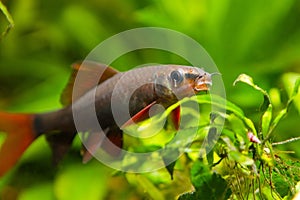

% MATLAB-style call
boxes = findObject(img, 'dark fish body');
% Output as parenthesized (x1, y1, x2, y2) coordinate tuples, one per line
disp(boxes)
(0, 62, 213, 176)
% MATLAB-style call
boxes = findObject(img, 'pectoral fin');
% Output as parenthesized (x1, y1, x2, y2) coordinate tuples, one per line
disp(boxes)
(122, 102, 180, 130)
(61, 61, 119, 105)
(121, 101, 157, 129)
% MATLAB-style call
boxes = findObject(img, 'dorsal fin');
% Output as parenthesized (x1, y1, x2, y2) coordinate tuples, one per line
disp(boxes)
(60, 61, 119, 105)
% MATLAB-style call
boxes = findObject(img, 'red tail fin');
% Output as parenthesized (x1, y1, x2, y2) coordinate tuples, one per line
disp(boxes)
(0, 112, 36, 177)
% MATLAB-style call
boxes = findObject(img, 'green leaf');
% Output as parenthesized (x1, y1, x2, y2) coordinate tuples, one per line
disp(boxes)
(288, 77, 300, 112)
(233, 73, 271, 111)
(178, 173, 232, 200)
(269, 88, 283, 109)
(178, 191, 199, 200)
(262, 108, 287, 144)
(187, 161, 231, 200)
(261, 104, 273, 136)
(233, 73, 255, 86)
(135, 175, 165, 200)
(272, 109, 286, 131)
(261, 186, 282, 200)
(0, 1, 14, 39)
(206, 127, 218, 166)
(282, 73, 300, 98)
(190, 94, 257, 135)
(272, 173, 290, 197)
(162, 149, 180, 180)
(190, 161, 211, 190)
(291, 78, 300, 98)
(285, 76, 300, 113)
(228, 151, 254, 166)
(282, 73, 300, 113)
(126, 173, 165, 200)
(225, 114, 247, 140)
(264, 77, 300, 143)
(222, 137, 254, 166)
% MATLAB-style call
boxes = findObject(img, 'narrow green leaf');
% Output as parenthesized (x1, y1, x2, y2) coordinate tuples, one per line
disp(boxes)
(243, 118, 257, 136)
(287, 77, 300, 112)
(263, 109, 286, 143)
(270, 108, 287, 130)
(0, 1, 14, 39)
(291, 77, 300, 98)
(269, 88, 282, 108)
(221, 129, 236, 142)
(136, 94, 257, 141)
(282, 73, 300, 99)
(206, 127, 218, 166)
(191, 94, 257, 135)
(228, 151, 254, 166)
(282, 74, 300, 114)
(222, 137, 254, 166)
(158, 94, 244, 121)
(221, 136, 237, 152)
(261, 104, 273, 136)
(0, 2, 14, 24)
(261, 186, 282, 200)
(136, 175, 165, 200)
(264, 77, 299, 143)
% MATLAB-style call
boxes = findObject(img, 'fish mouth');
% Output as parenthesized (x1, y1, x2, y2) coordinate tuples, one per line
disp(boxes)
(194, 81, 212, 92)
(193, 72, 213, 92)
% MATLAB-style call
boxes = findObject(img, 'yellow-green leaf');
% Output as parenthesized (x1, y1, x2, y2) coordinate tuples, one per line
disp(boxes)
(261, 104, 273, 136)
(0, 1, 14, 39)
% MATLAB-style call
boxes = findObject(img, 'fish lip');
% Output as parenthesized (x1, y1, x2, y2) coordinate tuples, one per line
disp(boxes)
(194, 82, 212, 92)
(193, 73, 212, 92)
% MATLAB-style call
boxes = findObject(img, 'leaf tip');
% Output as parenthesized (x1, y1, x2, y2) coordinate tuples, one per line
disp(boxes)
(233, 74, 253, 86)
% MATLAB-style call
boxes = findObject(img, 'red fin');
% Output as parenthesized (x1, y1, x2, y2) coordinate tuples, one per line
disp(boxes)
(82, 128, 123, 163)
(121, 101, 157, 128)
(0, 112, 36, 177)
(61, 61, 119, 105)
(170, 106, 180, 130)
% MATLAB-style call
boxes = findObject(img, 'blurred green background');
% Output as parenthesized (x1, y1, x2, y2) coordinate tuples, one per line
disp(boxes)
(0, 0, 300, 199)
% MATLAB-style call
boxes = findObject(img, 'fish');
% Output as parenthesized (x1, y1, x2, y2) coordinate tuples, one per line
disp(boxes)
(0, 61, 213, 177)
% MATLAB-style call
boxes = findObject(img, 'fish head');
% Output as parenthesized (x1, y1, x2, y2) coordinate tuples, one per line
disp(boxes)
(154, 65, 214, 103)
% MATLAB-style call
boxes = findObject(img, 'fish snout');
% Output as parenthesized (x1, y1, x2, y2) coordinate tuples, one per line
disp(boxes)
(194, 73, 213, 92)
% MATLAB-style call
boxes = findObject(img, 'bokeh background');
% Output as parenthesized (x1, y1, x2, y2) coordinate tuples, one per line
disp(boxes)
(0, 0, 300, 199)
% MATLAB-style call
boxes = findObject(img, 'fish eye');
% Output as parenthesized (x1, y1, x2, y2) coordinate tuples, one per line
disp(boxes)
(170, 70, 184, 84)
